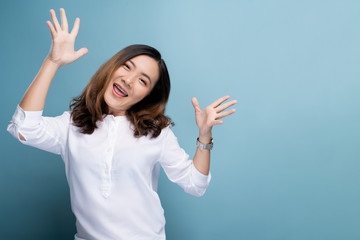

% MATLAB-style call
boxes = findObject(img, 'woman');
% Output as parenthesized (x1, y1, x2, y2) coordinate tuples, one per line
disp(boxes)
(7, 8, 237, 240)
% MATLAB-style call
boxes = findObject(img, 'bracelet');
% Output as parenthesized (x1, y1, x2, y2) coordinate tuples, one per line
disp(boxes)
(196, 137, 213, 150)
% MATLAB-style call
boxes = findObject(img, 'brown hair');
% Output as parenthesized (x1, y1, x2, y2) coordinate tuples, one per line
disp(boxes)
(70, 44, 172, 138)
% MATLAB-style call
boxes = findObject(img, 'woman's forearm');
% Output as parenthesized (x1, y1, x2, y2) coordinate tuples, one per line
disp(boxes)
(191, 95, 237, 176)
(193, 134, 212, 175)
(19, 57, 60, 111)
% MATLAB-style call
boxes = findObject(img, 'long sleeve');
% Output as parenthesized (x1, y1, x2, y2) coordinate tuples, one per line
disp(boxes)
(7, 105, 70, 156)
(159, 127, 211, 197)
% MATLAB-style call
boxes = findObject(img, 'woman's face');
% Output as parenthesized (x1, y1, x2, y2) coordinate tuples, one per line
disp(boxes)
(104, 55, 160, 116)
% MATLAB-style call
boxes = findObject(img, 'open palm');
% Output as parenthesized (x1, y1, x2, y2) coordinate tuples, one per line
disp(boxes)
(191, 95, 237, 137)
(46, 8, 88, 67)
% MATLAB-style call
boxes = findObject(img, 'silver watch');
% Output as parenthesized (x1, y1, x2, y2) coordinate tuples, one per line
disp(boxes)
(196, 138, 213, 150)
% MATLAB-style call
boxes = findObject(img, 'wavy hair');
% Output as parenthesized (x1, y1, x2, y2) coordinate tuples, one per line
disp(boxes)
(70, 44, 172, 138)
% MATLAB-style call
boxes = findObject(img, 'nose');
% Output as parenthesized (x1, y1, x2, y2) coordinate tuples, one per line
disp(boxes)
(124, 77, 131, 86)
(123, 74, 136, 87)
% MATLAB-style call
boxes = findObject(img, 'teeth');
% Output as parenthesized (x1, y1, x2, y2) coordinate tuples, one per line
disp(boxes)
(114, 83, 128, 96)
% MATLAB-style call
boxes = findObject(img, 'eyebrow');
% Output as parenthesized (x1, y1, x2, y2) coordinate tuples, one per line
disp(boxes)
(128, 60, 152, 85)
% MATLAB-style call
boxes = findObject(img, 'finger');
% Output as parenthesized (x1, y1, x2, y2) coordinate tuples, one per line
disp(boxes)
(191, 97, 201, 112)
(215, 108, 236, 120)
(216, 99, 238, 113)
(74, 47, 88, 60)
(210, 95, 230, 108)
(50, 9, 61, 32)
(60, 8, 68, 32)
(212, 120, 224, 126)
(70, 17, 80, 37)
(46, 20, 56, 39)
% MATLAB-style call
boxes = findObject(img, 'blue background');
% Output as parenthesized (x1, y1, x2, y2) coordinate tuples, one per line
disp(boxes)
(1, 0, 359, 239)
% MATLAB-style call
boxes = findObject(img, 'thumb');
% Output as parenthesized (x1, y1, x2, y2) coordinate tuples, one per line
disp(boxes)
(74, 47, 88, 60)
(191, 97, 201, 112)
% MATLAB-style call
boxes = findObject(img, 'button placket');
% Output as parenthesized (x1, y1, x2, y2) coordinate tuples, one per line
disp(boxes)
(101, 119, 117, 198)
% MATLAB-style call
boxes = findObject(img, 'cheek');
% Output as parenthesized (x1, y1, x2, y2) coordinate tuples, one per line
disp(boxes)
(103, 90, 110, 105)
(133, 87, 151, 101)
(104, 83, 115, 102)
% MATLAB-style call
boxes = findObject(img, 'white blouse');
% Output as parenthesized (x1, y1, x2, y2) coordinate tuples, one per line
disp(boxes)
(7, 105, 211, 240)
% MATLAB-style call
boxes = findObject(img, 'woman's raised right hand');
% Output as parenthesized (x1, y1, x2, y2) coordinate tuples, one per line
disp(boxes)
(46, 8, 88, 67)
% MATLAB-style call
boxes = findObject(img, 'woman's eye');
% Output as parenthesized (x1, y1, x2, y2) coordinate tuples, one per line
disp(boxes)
(124, 64, 130, 70)
(140, 79, 147, 86)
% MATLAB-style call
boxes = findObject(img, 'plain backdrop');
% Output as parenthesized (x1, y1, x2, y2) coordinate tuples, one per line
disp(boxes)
(1, 0, 359, 239)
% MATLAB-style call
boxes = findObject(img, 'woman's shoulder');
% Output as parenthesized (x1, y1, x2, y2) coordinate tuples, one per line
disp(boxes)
(141, 125, 173, 142)
(158, 124, 177, 141)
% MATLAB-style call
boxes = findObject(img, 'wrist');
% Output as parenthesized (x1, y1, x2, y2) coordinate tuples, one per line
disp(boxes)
(198, 132, 212, 144)
(44, 56, 62, 69)
(196, 137, 213, 150)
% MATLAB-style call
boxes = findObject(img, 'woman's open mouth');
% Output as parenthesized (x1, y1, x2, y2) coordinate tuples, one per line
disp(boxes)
(113, 83, 128, 98)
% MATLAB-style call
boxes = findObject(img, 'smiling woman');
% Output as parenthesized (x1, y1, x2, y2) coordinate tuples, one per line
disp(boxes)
(70, 45, 172, 138)
(6, 8, 237, 240)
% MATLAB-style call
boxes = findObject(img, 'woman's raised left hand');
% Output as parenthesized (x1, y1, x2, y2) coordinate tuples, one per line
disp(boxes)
(191, 95, 237, 141)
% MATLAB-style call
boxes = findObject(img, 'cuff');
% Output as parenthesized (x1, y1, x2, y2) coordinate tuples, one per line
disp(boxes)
(191, 163, 212, 188)
(12, 105, 43, 126)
